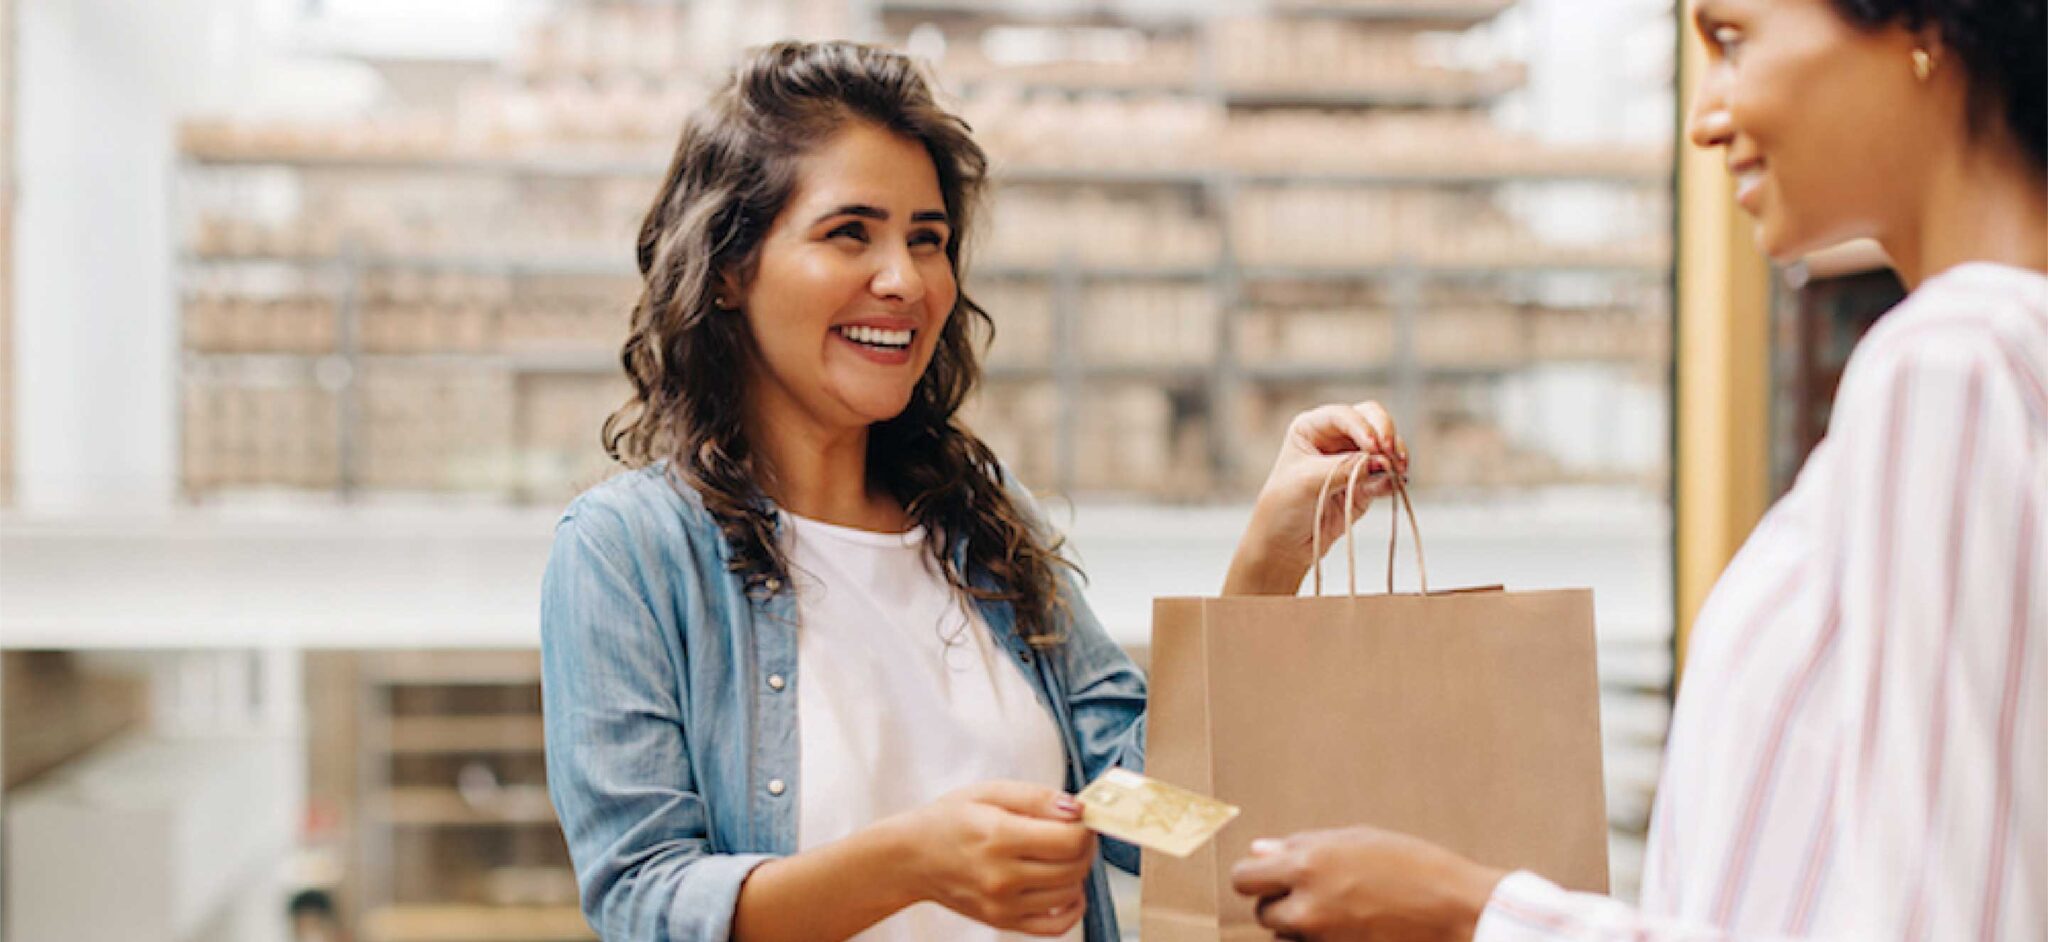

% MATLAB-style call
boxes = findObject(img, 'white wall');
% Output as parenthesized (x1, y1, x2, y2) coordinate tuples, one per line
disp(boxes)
(12, 0, 377, 512)
(18, 0, 181, 509)
(1523, 0, 1675, 146)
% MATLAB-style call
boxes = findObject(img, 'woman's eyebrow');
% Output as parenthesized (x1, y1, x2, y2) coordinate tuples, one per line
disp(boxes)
(810, 205, 951, 225)
(1691, 0, 1722, 35)
(814, 204, 888, 225)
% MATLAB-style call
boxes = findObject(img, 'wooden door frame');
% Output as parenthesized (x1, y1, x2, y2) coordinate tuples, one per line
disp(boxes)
(1674, 12, 1774, 675)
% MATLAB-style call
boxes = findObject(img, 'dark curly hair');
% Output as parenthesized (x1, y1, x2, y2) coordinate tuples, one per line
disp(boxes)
(603, 40, 1075, 646)
(1827, 0, 2046, 168)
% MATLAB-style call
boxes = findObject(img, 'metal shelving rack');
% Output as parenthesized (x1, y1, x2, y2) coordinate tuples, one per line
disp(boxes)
(353, 650, 593, 942)
(172, 0, 1673, 503)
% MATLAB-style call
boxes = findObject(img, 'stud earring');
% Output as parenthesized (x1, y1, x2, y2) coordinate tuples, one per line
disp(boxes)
(1911, 48, 1934, 83)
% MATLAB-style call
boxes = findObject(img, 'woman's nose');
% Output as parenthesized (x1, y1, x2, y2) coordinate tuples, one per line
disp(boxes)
(871, 245, 926, 305)
(1685, 71, 1735, 151)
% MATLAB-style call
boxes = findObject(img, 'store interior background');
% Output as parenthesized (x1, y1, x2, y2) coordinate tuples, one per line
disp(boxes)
(0, 0, 1897, 940)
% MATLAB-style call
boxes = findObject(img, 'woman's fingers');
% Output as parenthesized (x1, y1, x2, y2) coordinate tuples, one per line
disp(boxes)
(1354, 399, 1398, 444)
(1308, 453, 1397, 505)
(997, 851, 1097, 892)
(1294, 402, 1406, 476)
(1352, 400, 1410, 474)
(998, 816, 1096, 863)
(1009, 892, 1087, 937)
(1294, 404, 1384, 457)
(1229, 847, 1298, 898)
(1012, 881, 1089, 912)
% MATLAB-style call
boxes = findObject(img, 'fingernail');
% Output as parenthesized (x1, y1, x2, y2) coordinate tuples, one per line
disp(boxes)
(1056, 796, 1083, 816)
(1250, 838, 1284, 856)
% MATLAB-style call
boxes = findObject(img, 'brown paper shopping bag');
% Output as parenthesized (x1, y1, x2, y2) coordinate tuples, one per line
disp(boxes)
(1142, 461, 1609, 941)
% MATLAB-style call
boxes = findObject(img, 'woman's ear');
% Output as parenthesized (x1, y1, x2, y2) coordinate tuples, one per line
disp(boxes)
(713, 272, 746, 313)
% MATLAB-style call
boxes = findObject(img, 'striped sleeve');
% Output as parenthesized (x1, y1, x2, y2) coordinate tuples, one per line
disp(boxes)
(1476, 872, 1798, 942)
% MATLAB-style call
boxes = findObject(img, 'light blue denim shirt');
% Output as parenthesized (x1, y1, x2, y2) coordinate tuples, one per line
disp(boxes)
(541, 463, 1148, 942)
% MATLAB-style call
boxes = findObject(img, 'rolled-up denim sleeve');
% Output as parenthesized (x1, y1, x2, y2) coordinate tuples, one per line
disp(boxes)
(1055, 568, 1149, 874)
(541, 508, 774, 942)
(1057, 570, 1147, 779)
(1006, 476, 1150, 874)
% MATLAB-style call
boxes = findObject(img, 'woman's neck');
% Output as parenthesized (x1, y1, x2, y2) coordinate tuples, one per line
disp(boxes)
(744, 396, 901, 533)
(1886, 135, 2048, 290)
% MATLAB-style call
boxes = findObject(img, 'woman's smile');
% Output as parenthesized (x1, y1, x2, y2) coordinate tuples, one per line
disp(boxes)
(831, 322, 919, 366)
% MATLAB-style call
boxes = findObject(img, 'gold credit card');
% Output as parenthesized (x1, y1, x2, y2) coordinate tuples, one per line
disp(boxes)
(1076, 768, 1240, 858)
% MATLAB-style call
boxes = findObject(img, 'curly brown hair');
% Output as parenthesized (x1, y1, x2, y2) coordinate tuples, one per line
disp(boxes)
(603, 40, 1075, 646)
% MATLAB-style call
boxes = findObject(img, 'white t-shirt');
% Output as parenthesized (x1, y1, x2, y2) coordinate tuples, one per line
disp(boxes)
(784, 511, 1082, 942)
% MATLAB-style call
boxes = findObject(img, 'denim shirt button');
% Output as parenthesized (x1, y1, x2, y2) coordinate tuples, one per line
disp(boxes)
(767, 778, 787, 797)
(764, 578, 782, 593)
(767, 673, 786, 692)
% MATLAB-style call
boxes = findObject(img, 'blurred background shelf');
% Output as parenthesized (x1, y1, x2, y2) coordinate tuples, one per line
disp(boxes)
(1219, 73, 1525, 109)
(170, 0, 1673, 504)
(360, 905, 595, 942)
(351, 651, 574, 941)
(184, 251, 638, 278)
(1262, 0, 1517, 23)
(177, 146, 668, 179)
(873, 0, 1519, 26)
(376, 786, 558, 827)
(874, 0, 1205, 25)
(384, 716, 547, 756)
(364, 651, 549, 686)
(181, 146, 1666, 187)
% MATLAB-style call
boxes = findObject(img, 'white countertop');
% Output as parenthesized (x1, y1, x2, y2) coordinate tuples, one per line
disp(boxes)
(0, 489, 1672, 654)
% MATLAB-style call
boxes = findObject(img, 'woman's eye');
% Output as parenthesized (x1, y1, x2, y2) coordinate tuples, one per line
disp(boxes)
(828, 222, 868, 243)
(910, 230, 947, 250)
(1712, 25, 1743, 56)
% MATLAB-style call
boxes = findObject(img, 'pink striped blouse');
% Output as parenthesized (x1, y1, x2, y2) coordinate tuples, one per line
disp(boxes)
(1478, 262, 2048, 942)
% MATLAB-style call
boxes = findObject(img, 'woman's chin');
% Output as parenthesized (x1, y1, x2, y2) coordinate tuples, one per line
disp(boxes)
(1754, 226, 1806, 266)
(1753, 208, 1878, 268)
(840, 390, 917, 427)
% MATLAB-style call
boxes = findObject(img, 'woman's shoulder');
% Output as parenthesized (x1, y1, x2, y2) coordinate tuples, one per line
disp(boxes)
(1864, 263, 2047, 366)
(1845, 264, 2047, 404)
(558, 462, 717, 552)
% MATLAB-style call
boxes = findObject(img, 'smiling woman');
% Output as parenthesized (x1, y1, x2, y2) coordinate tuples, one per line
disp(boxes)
(538, 38, 1412, 942)
(548, 42, 1125, 942)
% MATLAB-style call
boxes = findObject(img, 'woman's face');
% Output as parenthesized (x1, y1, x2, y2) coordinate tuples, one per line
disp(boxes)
(1686, 0, 1939, 260)
(735, 120, 958, 436)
